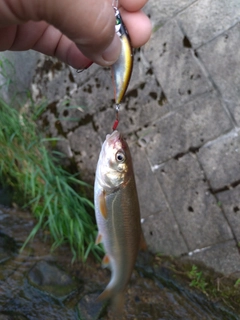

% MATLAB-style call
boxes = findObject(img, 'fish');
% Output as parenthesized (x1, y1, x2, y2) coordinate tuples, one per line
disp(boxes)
(94, 130, 146, 312)
(111, 8, 133, 106)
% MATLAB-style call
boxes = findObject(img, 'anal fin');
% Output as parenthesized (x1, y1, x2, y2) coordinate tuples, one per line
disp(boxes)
(102, 254, 110, 268)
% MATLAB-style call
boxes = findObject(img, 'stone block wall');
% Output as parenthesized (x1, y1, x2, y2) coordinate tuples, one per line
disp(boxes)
(1, 0, 240, 275)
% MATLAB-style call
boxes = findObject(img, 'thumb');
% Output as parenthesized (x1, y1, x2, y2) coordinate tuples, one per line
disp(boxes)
(46, 0, 122, 66)
(4, 0, 121, 66)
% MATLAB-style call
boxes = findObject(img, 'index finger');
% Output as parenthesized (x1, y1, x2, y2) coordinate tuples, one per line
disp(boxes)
(119, 0, 149, 12)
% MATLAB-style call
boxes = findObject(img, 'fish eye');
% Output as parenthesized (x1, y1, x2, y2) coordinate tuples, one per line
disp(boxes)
(115, 151, 125, 163)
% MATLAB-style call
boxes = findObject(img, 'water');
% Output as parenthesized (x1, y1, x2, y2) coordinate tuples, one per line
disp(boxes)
(0, 205, 239, 320)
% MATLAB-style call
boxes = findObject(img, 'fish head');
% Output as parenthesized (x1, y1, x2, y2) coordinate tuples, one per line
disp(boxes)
(97, 131, 132, 192)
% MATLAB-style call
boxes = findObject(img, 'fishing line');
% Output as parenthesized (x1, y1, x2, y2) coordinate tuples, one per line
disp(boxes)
(112, 105, 120, 130)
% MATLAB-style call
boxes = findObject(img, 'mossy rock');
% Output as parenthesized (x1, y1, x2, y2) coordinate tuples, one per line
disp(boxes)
(27, 260, 81, 299)
(0, 232, 18, 264)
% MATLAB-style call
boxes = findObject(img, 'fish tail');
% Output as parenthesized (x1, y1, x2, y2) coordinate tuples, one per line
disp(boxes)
(112, 292, 125, 315)
(97, 288, 125, 315)
(97, 286, 113, 303)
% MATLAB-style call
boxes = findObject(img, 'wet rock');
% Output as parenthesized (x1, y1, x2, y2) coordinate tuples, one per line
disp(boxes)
(1, 206, 240, 319)
(135, 251, 156, 277)
(0, 313, 28, 320)
(136, 256, 240, 320)
(27, 260, 80, 299)
(0, 232, 18, 264)
(0, 185, 13, 207)
(77, 292, 107, 320)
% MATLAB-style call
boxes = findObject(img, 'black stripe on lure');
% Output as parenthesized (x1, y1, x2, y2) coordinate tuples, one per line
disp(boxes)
(112, 7, 133, 130)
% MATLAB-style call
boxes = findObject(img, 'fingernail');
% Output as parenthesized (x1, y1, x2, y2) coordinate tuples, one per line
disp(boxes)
(101, 33, 121, 64)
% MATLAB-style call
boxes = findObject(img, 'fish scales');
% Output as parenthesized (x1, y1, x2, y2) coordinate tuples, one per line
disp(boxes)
(94, 130, 144, 311)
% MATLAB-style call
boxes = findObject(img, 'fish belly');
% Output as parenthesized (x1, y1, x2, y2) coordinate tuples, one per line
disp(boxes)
(94, 176, 141, 294)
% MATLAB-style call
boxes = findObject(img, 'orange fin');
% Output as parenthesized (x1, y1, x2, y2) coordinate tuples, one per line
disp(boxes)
(99, 190, 107, 219)
(102, 254, 110, 268)
(139, 230, 147, 251)
(95, 233, 102, 245)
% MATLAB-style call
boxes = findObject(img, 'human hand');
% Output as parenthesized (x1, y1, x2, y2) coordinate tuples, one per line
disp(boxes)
(0, 0, 151, 69)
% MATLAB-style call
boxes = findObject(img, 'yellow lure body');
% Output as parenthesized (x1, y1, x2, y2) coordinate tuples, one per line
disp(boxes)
(111, 9, 133, 106)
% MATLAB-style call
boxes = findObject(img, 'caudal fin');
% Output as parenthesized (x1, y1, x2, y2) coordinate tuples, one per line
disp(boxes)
(97, 287, 113, 303)
(97, 288, 125, 316)
(111, 292, 125, 315)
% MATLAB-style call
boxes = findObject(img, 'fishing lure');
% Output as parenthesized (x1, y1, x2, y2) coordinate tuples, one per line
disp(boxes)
(111, 3, 133, 130)
(76, 1, 133, 130)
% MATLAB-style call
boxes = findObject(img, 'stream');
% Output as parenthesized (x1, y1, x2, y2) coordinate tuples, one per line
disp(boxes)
(0, 204, 239, 320)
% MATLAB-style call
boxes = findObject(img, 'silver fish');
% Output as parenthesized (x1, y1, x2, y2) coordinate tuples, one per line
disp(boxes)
(94, 130, 146, 311)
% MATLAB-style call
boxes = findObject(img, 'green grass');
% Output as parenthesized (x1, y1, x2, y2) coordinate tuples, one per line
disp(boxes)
(0, 97, 101, 261)
(188, 265, 208, 292)
(0, 56, 15, 90)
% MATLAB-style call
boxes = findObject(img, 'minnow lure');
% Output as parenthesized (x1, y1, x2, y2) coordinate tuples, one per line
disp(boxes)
(111, 7, 133, 106)
(111, 4, 133, 130)
(76, 2, 133, 131)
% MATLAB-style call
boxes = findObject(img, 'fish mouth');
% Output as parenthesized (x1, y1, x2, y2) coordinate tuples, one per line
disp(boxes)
(106, 130, 121, 145)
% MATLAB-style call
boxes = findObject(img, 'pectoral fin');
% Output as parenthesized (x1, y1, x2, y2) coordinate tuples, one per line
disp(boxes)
(99, 190, 107, 219)
(95, 233, 102, 245)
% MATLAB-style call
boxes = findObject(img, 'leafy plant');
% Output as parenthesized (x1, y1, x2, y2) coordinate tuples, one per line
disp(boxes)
(234, 279, 240, 287)
(0, 56, 15, 90)
(0, 97, 101, 261)
(188, 265, 208, 292)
